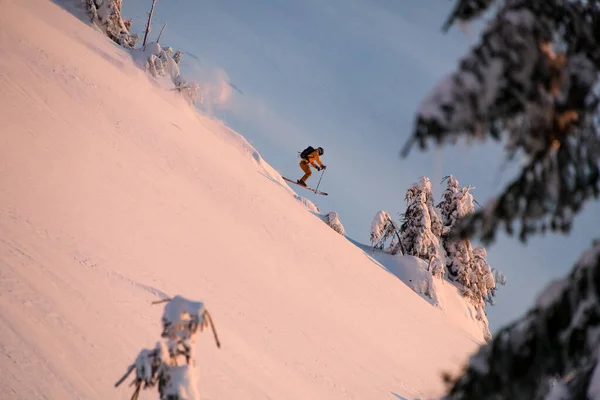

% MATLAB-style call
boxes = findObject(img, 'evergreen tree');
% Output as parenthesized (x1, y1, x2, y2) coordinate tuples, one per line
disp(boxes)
(400, 178, 444, 262)
(437, 175, 476, 281)
(401, 0, 600, 398)
(436, 176, 505, 323)
(422, 176, 444, 238)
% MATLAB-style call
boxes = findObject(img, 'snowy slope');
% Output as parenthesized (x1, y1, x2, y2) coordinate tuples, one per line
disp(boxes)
(0, 1, 484, 399)
(352, 242, 494, 341)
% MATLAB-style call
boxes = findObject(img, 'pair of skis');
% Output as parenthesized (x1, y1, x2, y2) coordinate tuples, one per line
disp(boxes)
(282, 176, 328, 196)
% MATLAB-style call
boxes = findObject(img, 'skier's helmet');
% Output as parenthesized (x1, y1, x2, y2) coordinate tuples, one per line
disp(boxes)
(318, 147, 324, 155)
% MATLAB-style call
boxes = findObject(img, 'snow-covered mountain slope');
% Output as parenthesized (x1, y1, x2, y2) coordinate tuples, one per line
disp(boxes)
(352, 241, 494, 341)
(1, 1, 484, 399)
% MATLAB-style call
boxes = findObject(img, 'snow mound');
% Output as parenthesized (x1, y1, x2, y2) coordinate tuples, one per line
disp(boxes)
(321, 211, 346, 235)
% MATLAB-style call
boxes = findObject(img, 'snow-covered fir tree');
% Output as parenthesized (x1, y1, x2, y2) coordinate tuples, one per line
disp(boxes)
(400, 177, 444, 263)
(115, 295, 221, 400)
(85, 0, 139, 49)
(436, 175, 475, 281)
(463, 247, 500, 316)
(370, 210, 403, 254)
(421, 176, 443, 239)
(436, 175, 505, 322)
(401, 0, 600, 398)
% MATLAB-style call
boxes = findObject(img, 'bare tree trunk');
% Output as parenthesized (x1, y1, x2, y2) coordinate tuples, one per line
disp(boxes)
(142, 0, 158, 49)
(156, 22, 167, 44)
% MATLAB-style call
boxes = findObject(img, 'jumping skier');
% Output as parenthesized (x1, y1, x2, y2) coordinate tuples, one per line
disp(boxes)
(297, 146, 326, 186)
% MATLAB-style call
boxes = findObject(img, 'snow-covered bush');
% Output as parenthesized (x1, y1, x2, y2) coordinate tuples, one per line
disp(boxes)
(174, 80, 203, 106)
(323, 211, 346, 235)
(370, 210, 403, 254)
(139, 42, 203, 105)
(85, 0, 139, 49)
(115, 295, 221, 400)
(400, 177, 445, 263)
(142, 43, 180, 80)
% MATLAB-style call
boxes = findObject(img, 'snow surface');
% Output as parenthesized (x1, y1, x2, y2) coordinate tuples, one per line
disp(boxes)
(0, 0, 484, 398)
(350, 241, 491, 342)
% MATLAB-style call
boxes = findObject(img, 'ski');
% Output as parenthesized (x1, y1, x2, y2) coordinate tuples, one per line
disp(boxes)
(282, 177, 328, 196)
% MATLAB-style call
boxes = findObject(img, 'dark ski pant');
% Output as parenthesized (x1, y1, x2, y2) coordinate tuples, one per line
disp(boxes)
(299, 160, 312, 183)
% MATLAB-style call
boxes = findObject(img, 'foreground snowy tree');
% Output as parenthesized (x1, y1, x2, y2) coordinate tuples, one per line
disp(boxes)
(370, 210, 403, 254)
(115, 295, 221, 400)
(401, 0, 600, 398)
(86, 0, 139, 49)
(400, 177, 444, 263)
(442, 241, 600, 400)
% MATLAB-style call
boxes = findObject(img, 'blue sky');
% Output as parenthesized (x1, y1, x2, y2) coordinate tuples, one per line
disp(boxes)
(122, 0, 599, 333)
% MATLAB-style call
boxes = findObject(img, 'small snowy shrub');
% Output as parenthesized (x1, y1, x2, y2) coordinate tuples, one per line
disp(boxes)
(143, 42, 179, 80)
(174, 79, 203, 105)
(173, 50, 183, 64)
(140, 42, 203, 105)
(115, 295, 221, 400)
(324, 211, 346, 235)
(85, 0, 139, 49)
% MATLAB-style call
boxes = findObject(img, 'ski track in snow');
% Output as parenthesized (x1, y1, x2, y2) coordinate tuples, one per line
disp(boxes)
(1, 0, 485, 399)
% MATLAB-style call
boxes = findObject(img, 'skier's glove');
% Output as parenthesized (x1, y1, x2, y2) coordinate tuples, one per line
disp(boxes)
(321, 165, 327, 170)
(315, 166, 321, 171)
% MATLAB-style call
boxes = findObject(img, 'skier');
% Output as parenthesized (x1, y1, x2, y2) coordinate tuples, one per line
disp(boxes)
(297, 146, 326, 186)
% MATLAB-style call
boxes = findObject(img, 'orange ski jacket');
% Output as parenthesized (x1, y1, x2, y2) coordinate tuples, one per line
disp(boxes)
(303, 149, 324, 168)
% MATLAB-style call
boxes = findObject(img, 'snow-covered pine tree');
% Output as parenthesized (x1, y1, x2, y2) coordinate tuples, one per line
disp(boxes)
(436, 175, 475, 281)
(400, 177, 444, 262)
(115, 295, 221, 400)
(421, 176, 443, 239)
(86, 0, 139, 49)
(370, 210, 403, 254)
(462, 247, 500, 313)
(436, 175, 505, 339)
(400, 0, 600, 398)
(442, 240, 600, 400)
(402, 0, 599, 246)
